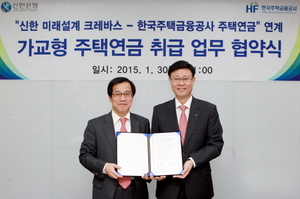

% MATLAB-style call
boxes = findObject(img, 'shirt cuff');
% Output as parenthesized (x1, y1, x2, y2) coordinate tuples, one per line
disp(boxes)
(102, 163, 108, 174)
(188, 157, 196, 168)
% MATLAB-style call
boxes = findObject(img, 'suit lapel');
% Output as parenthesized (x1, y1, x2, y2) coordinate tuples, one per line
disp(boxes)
(130, 113, 139, 132)
(102, 112, 117, 160)
(183, 98, 200, 149)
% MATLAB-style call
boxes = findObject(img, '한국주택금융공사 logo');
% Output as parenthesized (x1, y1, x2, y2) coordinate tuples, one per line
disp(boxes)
(246, 2, 259, 13)
(246, 2, 298, 14)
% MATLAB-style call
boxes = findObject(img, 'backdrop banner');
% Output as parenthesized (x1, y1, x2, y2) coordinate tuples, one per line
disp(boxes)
(0, 0, 299, 80)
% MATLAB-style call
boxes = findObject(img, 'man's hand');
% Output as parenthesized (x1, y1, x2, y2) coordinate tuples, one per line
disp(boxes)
(141, 173, 153, 180)
(142, 173, 166, 181)
(173, 159, 193, 179)
(154, 175, 167, 181)
(105, 163, 123, 179)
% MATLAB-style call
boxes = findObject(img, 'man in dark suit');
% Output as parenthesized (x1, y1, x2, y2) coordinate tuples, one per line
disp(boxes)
(79, 77, 150, 199)
(151, 60, 224, 199)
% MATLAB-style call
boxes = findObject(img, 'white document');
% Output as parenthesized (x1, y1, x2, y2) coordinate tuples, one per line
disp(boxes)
(117, 132, 182, 176)
(149, 133, 183, 176)
(117, 133, 149, 176)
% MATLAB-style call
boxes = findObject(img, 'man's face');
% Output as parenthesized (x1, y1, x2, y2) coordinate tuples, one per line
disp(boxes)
(169, 68, 195, 102)
(109, 82, 133, 117)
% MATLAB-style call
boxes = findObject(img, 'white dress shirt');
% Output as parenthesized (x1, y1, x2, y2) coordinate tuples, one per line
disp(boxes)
(175, 96, 196, 168)
(103, 111, 131, 174)
(111, 111, 131, 133)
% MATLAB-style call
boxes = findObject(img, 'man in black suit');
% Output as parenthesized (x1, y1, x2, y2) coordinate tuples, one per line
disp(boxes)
(151, 60, 224, 199)
(79, 77, 150, 199)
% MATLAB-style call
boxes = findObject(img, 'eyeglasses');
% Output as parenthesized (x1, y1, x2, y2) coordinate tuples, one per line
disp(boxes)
(112, 92, 132, 99)
(170, 77, 193, 84)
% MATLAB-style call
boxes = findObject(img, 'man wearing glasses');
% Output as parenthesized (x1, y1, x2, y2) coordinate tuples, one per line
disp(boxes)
(151, 60, 224, 199)
(79, 77, 150, 199)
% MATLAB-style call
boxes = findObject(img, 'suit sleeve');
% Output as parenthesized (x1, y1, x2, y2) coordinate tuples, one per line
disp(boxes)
(151, 106, 159, 133)
(145, 119, 150, 134)
(189, 105, 223, 167)
(79, 120, 106, 176)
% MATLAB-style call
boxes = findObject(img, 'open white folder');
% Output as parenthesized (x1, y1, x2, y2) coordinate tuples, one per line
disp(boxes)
(117, 132, 183, 176)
